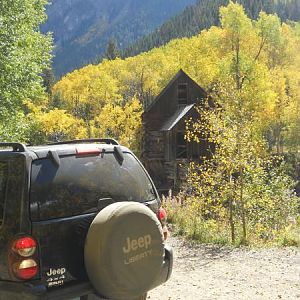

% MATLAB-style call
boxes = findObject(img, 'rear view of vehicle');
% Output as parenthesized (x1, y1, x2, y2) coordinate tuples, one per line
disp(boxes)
(0, 140, 173, 300)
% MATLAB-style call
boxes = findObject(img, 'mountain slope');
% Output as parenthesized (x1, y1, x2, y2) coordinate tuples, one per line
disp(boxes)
(124, 0, 300, 58)
(42, 0, 196, 77)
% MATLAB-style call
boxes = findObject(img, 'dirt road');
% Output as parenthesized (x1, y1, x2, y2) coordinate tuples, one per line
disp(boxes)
(148, 236, 300, 300)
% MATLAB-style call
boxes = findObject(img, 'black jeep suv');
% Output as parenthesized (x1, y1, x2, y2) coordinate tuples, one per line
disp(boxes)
(0, 139, 173, 300)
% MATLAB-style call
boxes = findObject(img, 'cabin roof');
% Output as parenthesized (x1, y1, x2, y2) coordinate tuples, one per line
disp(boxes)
(160, 104, 195, 131)
(145, 69, 206, 113)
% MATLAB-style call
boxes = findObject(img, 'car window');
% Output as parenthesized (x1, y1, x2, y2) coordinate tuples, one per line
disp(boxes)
(30, 152, 156, 221)
(0, 162, 8, 226)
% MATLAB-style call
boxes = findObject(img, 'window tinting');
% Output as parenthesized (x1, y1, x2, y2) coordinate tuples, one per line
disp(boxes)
(30, 152, 156, 221)
(0, 162, 8, 226)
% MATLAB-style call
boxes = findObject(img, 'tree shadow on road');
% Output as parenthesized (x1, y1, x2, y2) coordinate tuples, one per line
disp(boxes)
(171, 236, 236, 270)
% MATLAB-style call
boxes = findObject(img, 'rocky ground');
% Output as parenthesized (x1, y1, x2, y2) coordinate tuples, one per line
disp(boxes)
(148, 236, 300, 300)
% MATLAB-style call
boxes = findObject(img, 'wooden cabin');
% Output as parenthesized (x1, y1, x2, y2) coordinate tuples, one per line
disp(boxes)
(142, 69, 210, 192)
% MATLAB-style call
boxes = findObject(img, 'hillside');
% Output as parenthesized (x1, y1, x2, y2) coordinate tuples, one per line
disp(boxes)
(124, 0, 300, 57)
(42, 0, 196, 77)
(51, 3, 300, 154)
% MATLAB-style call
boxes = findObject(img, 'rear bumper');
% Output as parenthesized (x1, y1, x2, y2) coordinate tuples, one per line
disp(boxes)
(0, 245, 173, 300)
(150, 244, 173, 290)
(0, 281, 94, 300)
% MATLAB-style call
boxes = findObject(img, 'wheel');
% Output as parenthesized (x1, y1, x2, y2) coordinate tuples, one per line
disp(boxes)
(84, 202, 164, 300)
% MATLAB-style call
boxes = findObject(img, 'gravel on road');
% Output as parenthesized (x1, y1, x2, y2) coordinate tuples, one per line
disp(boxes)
(148, 235, 300, 300)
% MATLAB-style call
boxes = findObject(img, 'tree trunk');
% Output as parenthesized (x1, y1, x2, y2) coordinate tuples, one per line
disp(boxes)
(239, 168, 247, 243)
(229, 198, 235, 243)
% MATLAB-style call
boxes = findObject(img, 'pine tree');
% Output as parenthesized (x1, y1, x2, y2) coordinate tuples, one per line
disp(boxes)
(105, 39, 120, 60)
(42, 67, 56, 96)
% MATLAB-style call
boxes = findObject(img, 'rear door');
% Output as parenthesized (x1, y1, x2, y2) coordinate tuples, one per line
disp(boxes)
(30, 149, 158, 288)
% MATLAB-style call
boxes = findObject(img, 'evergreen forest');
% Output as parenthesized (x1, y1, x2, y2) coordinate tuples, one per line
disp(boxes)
(124, 0, 300, 58)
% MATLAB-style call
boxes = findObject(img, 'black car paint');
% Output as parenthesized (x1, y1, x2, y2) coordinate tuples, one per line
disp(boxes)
(0, 143, 173, 299)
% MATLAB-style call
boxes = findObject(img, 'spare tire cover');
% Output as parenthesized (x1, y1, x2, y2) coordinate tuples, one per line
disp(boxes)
(84, 202, 164, 300)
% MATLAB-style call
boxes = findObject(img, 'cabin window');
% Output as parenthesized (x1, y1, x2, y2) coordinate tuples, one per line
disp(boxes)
(178, 83, 188, 104)
(176, 132, 187, 158)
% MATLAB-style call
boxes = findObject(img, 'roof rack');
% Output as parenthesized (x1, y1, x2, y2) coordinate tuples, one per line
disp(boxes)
(47, 138, 119, 146)
(0, 142, 27, 152)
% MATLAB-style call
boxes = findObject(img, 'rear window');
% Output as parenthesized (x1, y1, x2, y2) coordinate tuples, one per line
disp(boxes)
(0, 162, 8, 226)
(30, 152, 156, 221)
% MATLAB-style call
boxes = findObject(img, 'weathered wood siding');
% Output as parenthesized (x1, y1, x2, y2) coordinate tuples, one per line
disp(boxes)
(163, 160, 189, 191)
(142, 69, 208, 192)
(143, 131, 164, 159)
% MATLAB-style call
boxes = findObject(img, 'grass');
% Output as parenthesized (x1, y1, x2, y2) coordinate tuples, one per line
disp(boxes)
(162, 193, 300, 247)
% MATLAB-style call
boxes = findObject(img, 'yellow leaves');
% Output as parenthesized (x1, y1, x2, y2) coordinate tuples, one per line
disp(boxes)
(30, 107, 87, 140)
(44, 2, 300, 157)
(53, 66, 122, 116)
(36, 109, 83, 135)
(220, 1, 252, 39)
(23, 99, 40, 114)
(93, 96, 142, 152)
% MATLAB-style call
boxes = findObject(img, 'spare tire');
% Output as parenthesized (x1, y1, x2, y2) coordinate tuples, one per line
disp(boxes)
(84, 202, 165, 300)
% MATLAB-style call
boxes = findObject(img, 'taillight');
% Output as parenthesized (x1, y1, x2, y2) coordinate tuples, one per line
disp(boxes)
(158, 208, 168, 240)
(9, 236, 39, 280)
(14, 237, 36, 257)
(14, 259, 38, 280)
(76, 146, 101, 156)
(159, 208, 167, 222)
